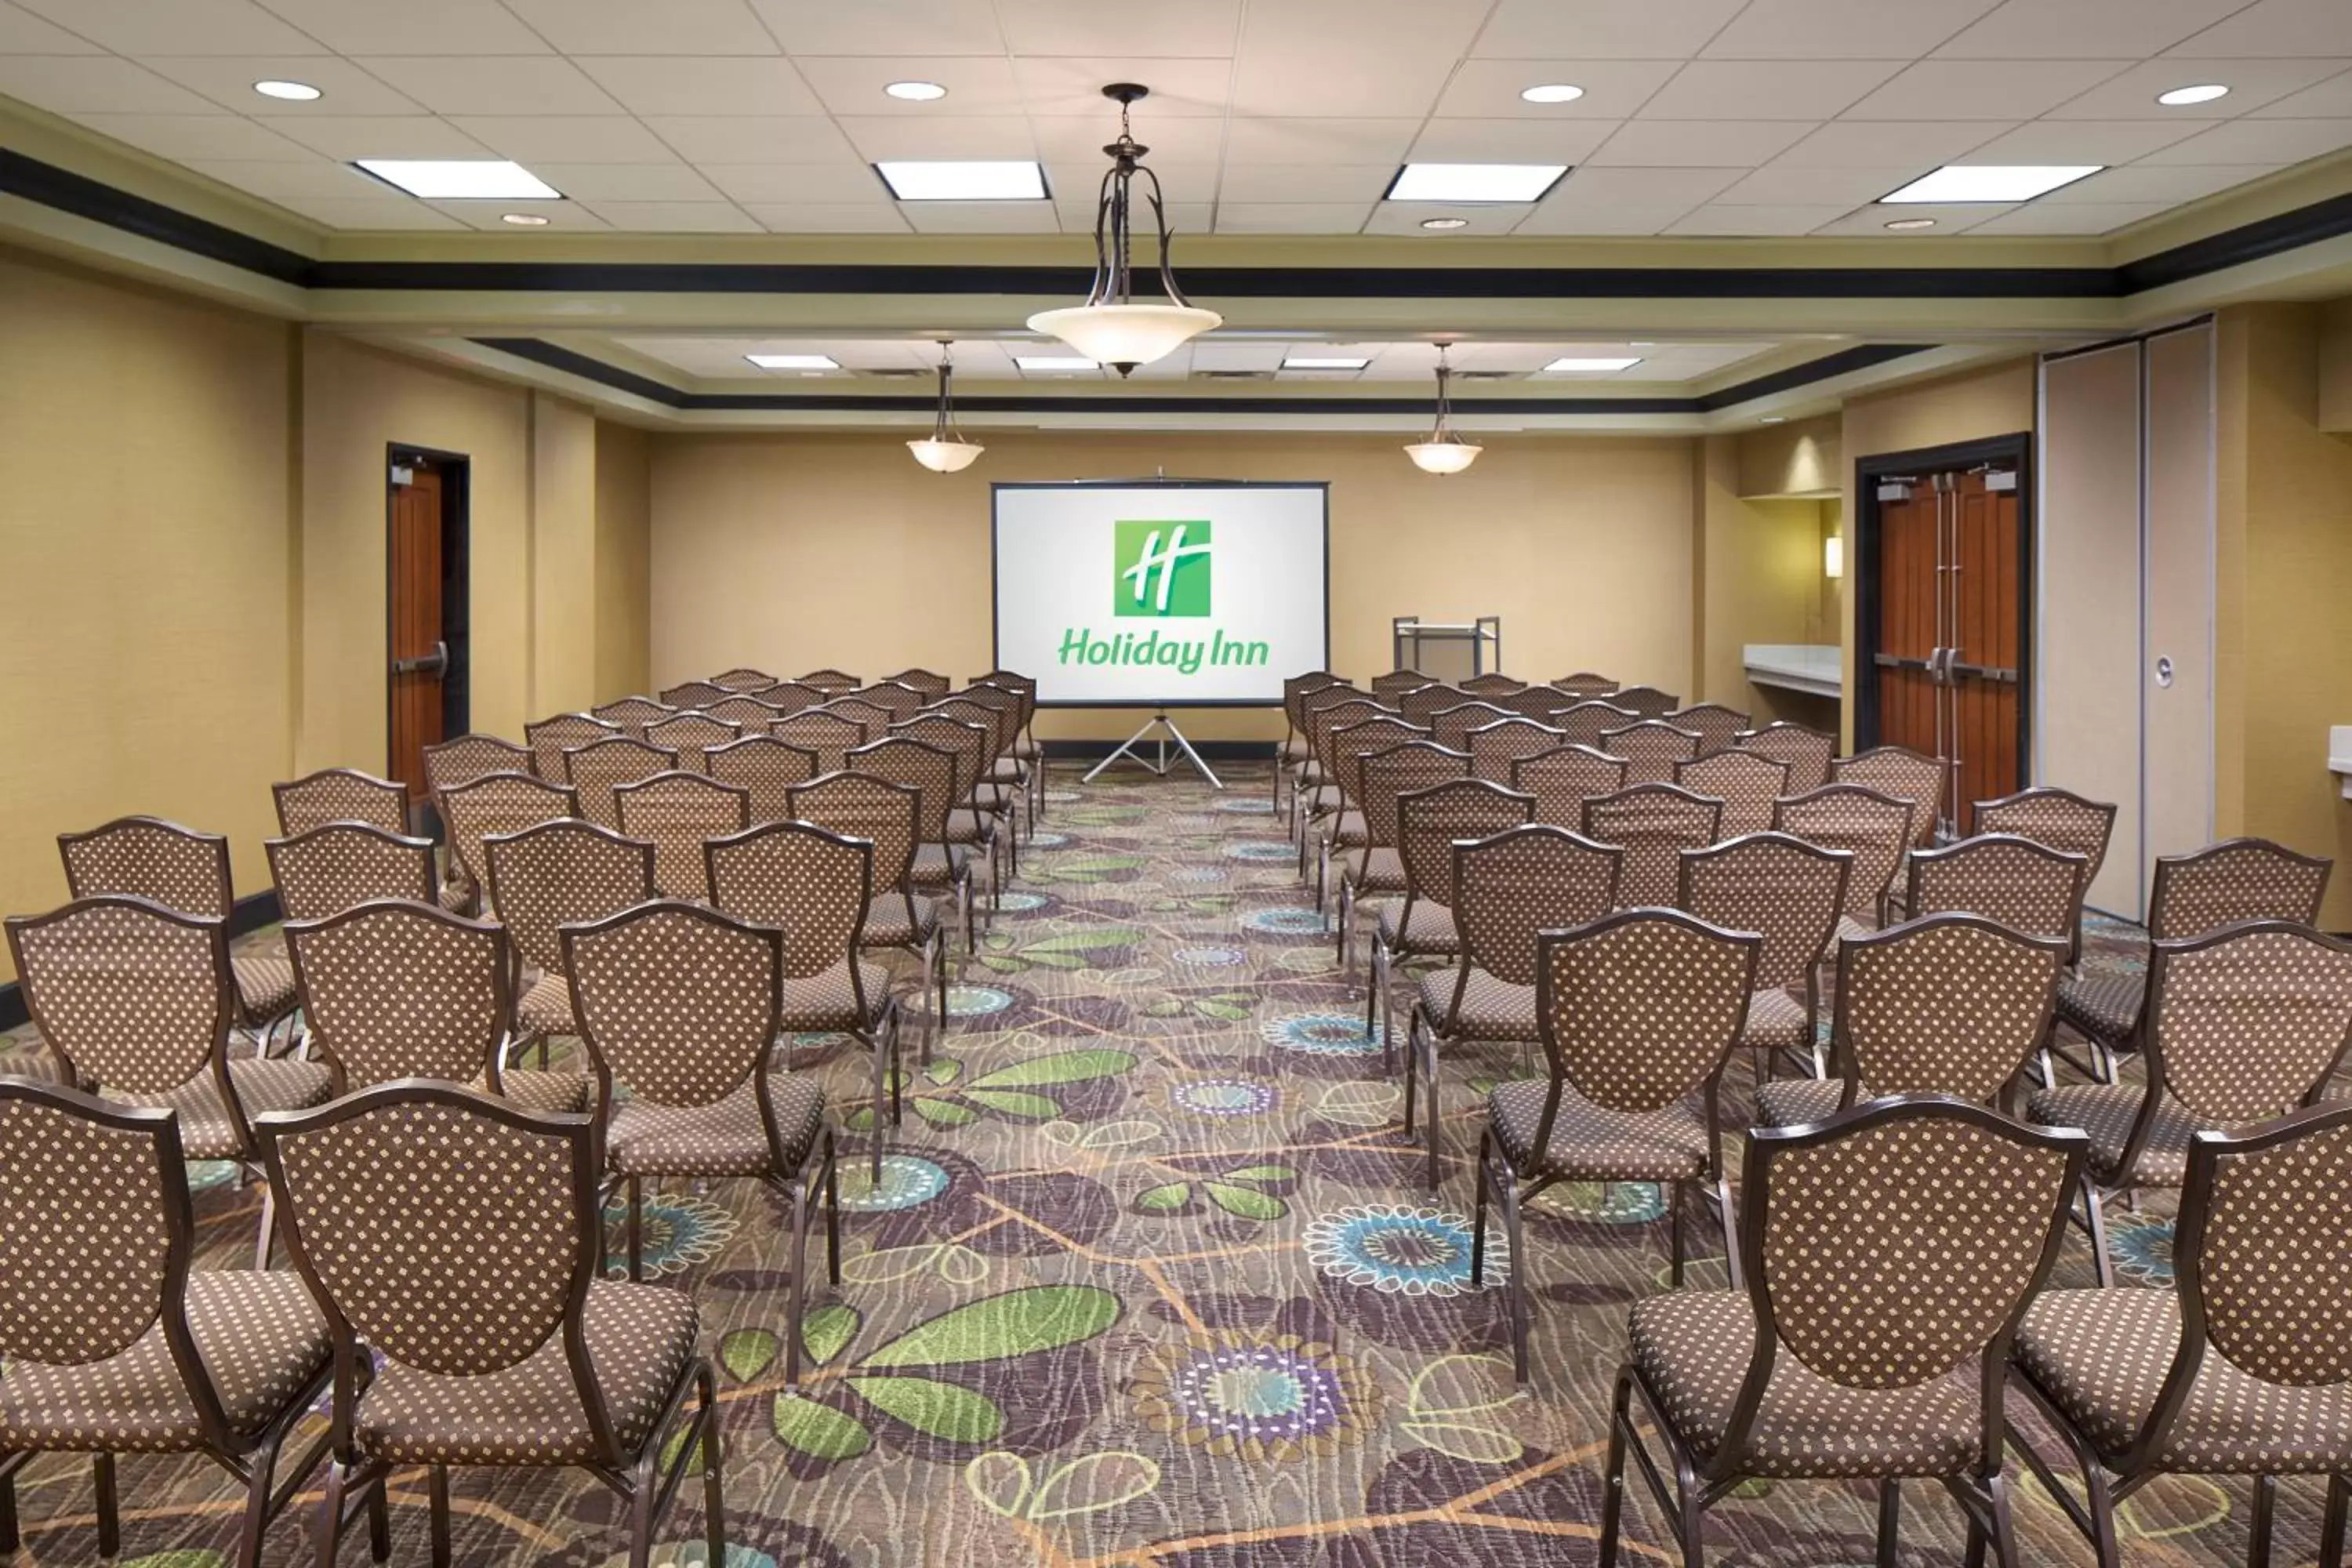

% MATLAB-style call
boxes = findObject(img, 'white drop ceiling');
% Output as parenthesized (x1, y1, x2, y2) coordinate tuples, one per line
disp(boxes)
(0, 0, 2347, 238)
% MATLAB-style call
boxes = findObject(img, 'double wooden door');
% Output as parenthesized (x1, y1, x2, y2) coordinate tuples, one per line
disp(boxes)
(1871, 466, 2023, 837)
(387, 456, 452, 818)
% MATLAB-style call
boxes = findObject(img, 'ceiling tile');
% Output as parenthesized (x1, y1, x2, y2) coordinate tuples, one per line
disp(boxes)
(2134, 117, 2352, 162)
(1185, 339, 1286, 371)
(1055, 198, 1211, 234)
(1700, 0, 2001, 59)
(0, 56, 221, 113)
(429, 198, 610, 230)
(1212, 202, 1371, 233)
(698, 162, 889, 202)
(2167, 0, 2352, 57)
(1539, 165, 1749, 206)
(739, 200, 910, 231)
(1223, 117, 1421, 163)
(1842, 59, 2136, 119)
(1217, 163, 1399, 202)
(898, 199, 1061, 233)
(188, 156, 393, 199)
(528, 162, 723, 201)
(2038, 162, 2283, 201)
(2249, 68, 2352, 118)
(1231, 0, 1480, 118)
(358, 56, 625, 116)
(1771, 120, 2006, 165)
(1508, 197, 1702, 232)
(252, 0, 548, 53)
(1009, 57, 1235, 118)
(1962, 119, 2204, 163)
(572, 56, 821, 116)
(499, 0, 779, 55)
(636, 115, 861, 163)
(835, 114, 1036, 159)
(795, 55, 1027, 116)
(1713, 165, 1919, 204)
(1033, 114, 1225, 162)
(1584, 119, 1811, 165)
(0, 0, 107, 52)
(1639, 60, 1907, 120)
(1666, 201, 1859, 233)
(994, 0, 1242, 56)
(447, 116, 685, 164)
(71, 113, 318, 162)
(1472, 0, 1748, 60)
(1046, 163, 1217, 206)
(252, 114, 495, 159)
(270, 195, 467, 228)
(1809, 201, 2013, 233)
(16, 0, 324, 55)
(1432, 59, 1682, 119)
(133, 56, 432, 114)
(746, 0, 1004, 55)
(1965, 199, 2172, 232)
(1406, 118, 1617, 163)
(554, 201, 753, 232)
(1361, 200, 1537, 234)
(1936, 0, 2252, 58)
(2045, 56, 2349, 118)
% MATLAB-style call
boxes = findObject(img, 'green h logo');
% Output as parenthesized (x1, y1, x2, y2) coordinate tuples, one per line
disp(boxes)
(1114, 519, 1213, 618)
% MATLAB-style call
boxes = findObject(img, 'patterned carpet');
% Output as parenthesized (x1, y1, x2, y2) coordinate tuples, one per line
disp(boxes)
(0, 763, 2324, 1566)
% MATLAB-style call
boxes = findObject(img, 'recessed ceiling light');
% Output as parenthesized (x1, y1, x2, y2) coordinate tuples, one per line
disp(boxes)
(253, 78, 321, 101)
(1761, 416, 1787, 424)
(1282, 356, 1371, 370)
(885, 80, 949, 101)
(1881, 165, 2101, 204)
(1419, 216, 1471, 230)
(1387, 163, 1568, 204)
(745, 354, 840, 370)
(1014, 354, 1100, 372)
(2157, 82, 2230, 107)
(501, 212, 550, 226)
(1543, 356, 1642, 372)
(1884, 217, 1938, 230)
(1520, 83, 1585, 104)
(354, 159, 561, 200)
(875, 160, 1047, 201)
(1628, 340, 1656, 347)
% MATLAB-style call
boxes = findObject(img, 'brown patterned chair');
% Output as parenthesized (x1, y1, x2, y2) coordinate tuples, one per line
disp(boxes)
(1460, 673, 1527, 698)
(854, 681, 928, 724)
(438, 772, 579, 920)
(0, 1078, 335, 1568)
(1294, 694, 1391, 838)
(58, 817, 299, 1054)
(1601, 719, 1702, 786)
(1756, 915, 2067, 1131)
(1835, 744, 1948, 848)
(615, 772, 750, 903)
(772, 708, 869, 775)
(1370, 670, 1436, 699)
(642, 712, 742, 774)
(1409, 826, 1623, 1192)
(1678, 831, 1851, 1086)
(1973, 786, 2118, 964)
(1736, 720, 1836, 793)
(798, 668, 861, 696)
(855, 736, 978, 956)
(1336, 740, 1469, 983)
(970, 672, 1046, 819)
(2009, 1102, 2352, 1568)
(1607, 684, 1679, 719)
(266, 822, 436, 923)
(285, 899, 585, 1112)
(758, 679, 828, 716)
(1512, 744, 1628, 829)
(1773, 784, 1917, 935)
(590, 695, 674, 735)
(1675, 748, 1789, 838)
(702, 694, 786, 731)
(256, 1081, 724, 1566)
(1429, 701, 1515, 754)
(1368, 779, 1533, 1064)
(1904, 833, 2088, 942)
(1472, 909, 1759, 1381)
(1276, 672, 1348, 808)
(2051, 837, 2332, 1087)
(421, 735, 535, 912)
(1582, 785, 1724, 909)
(273, 768, 409, 837)
(1599, 1095, 2087, 1566)
(1551, 672, 1619, 699)
(1308, 716, 1428, 909)
(659, 678, 730, 708)
(1492, 686, 1572, 723)
(1666, 703, 1750, 757)
(1290, 684, 1371, 830)
(949, 687, 1033, 844)
(1467, 717, 1565, 786)
(892, 714, 1004, 918)
(885, 667, 953, 700)
(705, 821, 900, 1171)
(4, 897, 332, 1268)
(821, 696, 895, 744)
(707, 735, 822, 826)
(1555, 700, 1641, 750)
(524, 713, 622, 782)
(709, 666, 776, 691)
(1396, 681, 1471, 729)
(484, 818, 655, 1068)
(564, 735, 678, 829)
(789, 771, 947, 1056)
(2031, 920, 2352, 1286)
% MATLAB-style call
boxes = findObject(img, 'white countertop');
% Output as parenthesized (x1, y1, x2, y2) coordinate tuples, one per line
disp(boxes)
(1744, 643, 1842, 699)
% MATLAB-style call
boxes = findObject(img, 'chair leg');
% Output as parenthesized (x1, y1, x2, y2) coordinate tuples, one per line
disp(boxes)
(314, 1456, 350, 1568)
(1421, 1025, 1443, 1192)
(1599, 1366, 1634, 1567)
(1365, 938, 1385, 1057)
(626, 1443, 659, 1568)
(428, 1463, 452, 1568)
(93, 1452, 119, 1559)
(2083, 1455, 2122, 1568)
(822, 1129, 842, 1286)
(1676, 1456, 1708, 1568)
(1986, 1472, 2021, 1568)
(1401, 1011, 1423, 1137)
(1669, 1180, 1687, 1287)
(234, 1429, 285, 1568)
(1876, 1479, 1900, 1568)
(1499, 1160, 1531, 1385)
(1336, 880, 1353, 977)
(627, 1174, 644, 1282)
(254, 1183, 277, 1272)
(0, 1462, 15, 1555)
(699, 1364, 726, 1567)
(2320, 1473, 2347, 1568)
(1472, 1131, 1494, 1289)
(2083, 1178, 2114, 1288)
(1715, 1175, 1743, 1291)
(785, 1174, 811, 1389)
(2249, 1473, 2277, 1568)
(365, 1465, 390, 1563)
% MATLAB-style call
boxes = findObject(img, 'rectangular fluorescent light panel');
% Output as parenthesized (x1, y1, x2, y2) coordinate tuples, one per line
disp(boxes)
(744, 354, 840, 370)
(1543, 356, 1643, 372)
(1881, 165, 2102, 203)
(1014, 355, 1099, 372)
(875, 160, 1047, 201)
(1386, 163, 1567, 204)
(354, 159, 561, 199)
(1281, 356, 1371, 371)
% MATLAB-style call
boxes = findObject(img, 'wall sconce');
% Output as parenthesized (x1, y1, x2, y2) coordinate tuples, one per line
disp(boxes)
(1824, 535, 1844, 579)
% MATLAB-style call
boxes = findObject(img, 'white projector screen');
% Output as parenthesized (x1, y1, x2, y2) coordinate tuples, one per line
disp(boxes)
(993, 481, 1329, 707)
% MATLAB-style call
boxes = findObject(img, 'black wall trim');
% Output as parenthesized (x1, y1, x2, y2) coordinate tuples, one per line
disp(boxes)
(0, 888, 281, 1036)
(472, 338, 690, 405)
(2116, 191, 2352, 294)
(0, 148, 314, 286)
(1042, 739, 1279, 761)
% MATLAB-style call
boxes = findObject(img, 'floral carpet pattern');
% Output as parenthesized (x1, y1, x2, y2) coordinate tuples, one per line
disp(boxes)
(0, 764, 2320, 1566)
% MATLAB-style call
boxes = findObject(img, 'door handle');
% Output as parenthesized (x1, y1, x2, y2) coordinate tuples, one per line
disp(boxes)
(392, 640, 448, 678)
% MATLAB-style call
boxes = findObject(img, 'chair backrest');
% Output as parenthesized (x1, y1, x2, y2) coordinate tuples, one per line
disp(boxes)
(1607, 684, 1679, 719)
(759, 679, 828, 716)
(274, 768, 409, 836)
(855, 681, 929, 721)
(1533, 909, 1759, 1118)
(850, 737, 961, 842)
(1299, 683, 1368, 746)
(589, 695, 674, 735)
(1772, 784, 1916, 919)
(1413, 700, 1500, 753)
(659, 679, 730, 708)
(1831, 916, 2068, 1104)
(1329, 717, 1430, 805)
(1485, 685, 1566, 722)
(564, 900, 782, 1111)
(1677, 831, 1852, 991)
(1601, 720, 1702, 785)
(1396, 682, 1470, 727)
(59, 816, 232, 919)
(1305, 697, 1392, 777)
(1667, 703, 1750, 757)
(1454, 826, 1622, 986)
(1467, 717, 1565, 785)
(483, 818, 655, 978)
(1972, 786, 2117, 886)
(1459, 673, 1526, 697)
(701, 695, 786, 731)
(5, 896, 230, 1095)
(2148, 837, 2333, 941)
(563, 735, 679, 829)
(771, 709, 869, 772)
(1675, 748, 1790, 838)
(1395, 779, 1534, 909)
(1904, 833, 2088, 942)
(890, 716, 989, 802)
(1551, 672, 1618, 699)
(1358, 742, 1471, 848)
(886, 668, 953, 699)
(267, 822, 437, 923)
(642, 712, 742, 774)
(822, 696, 896, 740)
(285, 900, 510, 1092)
(931, 695, 1014, 764)
(799, 668, 861, 695)
(707, 735, 823, 824)
(1370, 670, 1434, 699)
(1555, 700, 1640, 750)
(704, 820, 873, 981)
(709, 666, 776, 691)
(1512, 744, 1628, 829)
(787, 771, 921, 894)
(1832, 746, 1947, 847)
(615, 771, 751, 902)
(422, 735, 531, 804)
(1581, 784, 1724, 909)
(525, 713, 622, 782)
(2145, 922, 2352, 1123)
(1283, 671, 1348, 734)
(438, 772, 579, 902)
(954, 686, 1025, 755)
(1736, 721, 1837, 793)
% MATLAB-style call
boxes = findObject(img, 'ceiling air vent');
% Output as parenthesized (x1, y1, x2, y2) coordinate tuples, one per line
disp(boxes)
(1196, 369, 1276, 380)
(862, 368, 927, 379)
(1455, 370, 1516, 380)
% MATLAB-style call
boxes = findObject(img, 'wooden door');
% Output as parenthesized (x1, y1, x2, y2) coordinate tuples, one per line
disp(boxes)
(1944, 470, 2021, 836)
(387, 459, 447, 812)
(1871, 480, 1942, 782)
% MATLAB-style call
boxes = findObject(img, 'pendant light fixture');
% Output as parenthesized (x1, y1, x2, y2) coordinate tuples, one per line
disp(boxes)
(1025, 83, 1221, 377)
(1403, 343, 1483, 475)
(907, 339, 985, 474)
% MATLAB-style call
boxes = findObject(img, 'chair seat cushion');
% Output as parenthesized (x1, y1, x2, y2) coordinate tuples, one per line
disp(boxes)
(986, 761, 1025, 786)
(607, 1073, 825, 1178)
(114, 1058, 332, 1161)
(0, 1272, 330, 1454)
(1487, 1079, 1711, 1181)
(516, 973, 575, 1037)
(1301, 785, 1342, 817)
(2056, 972, 2145, 1047)
(2027, 1083, 2198, 1186)
(862, 895, 941, 949)
(911, 843, 971, 887)
(945, 809, 996, 846)
(1835, 913, 1877, 945)
(231, 956, 299, 1024)
(1376, 899, 1458, 956)
(1740, 987, 1810, 1052)
(1629, 1290, 1980, 1479)
(2016, 1287, 2352, 1473)
(1348, 848, 1406, 896)
(1417, 964, 1540, 1042)
(778, 959, 894, 1033)
(497, 1068, 590, 1115)
(357, 1279, 699, 1465)
(1755, 1076, 1846, 1130)
(1327, 810, 1368, 850)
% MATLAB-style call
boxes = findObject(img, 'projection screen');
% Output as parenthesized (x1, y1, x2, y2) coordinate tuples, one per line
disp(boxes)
(992, 481, 1330, 707)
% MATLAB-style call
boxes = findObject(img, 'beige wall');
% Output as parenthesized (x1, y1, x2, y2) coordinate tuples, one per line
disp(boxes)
(649, 432, 1701, 741)
(594, 421, 654, 702)
(1697, 434, 1837, 728)
(530, 392, 599, 718)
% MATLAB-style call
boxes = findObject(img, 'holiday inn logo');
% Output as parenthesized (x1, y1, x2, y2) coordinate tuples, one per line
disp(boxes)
(1115, 519, 1212, 618)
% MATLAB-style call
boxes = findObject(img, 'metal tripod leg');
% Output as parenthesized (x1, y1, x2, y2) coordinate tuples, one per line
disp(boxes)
(1081, 711, 1224, 789)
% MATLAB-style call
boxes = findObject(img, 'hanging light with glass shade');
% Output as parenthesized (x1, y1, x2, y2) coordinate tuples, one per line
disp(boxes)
(1026, 83, 1221, 376)
(1403, 343, 1483, 474)
(907, 339, 985, 474)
